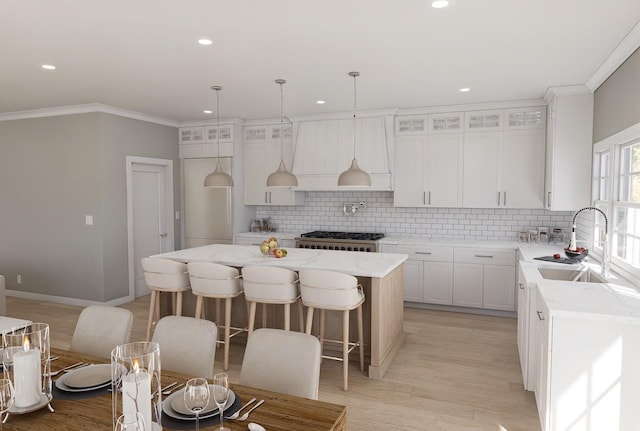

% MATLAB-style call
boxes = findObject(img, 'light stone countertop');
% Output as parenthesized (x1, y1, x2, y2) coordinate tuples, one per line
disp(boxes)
(518, 247, 640, 325)
(152, 243, 407, 278)
(234, 231, 301, 240)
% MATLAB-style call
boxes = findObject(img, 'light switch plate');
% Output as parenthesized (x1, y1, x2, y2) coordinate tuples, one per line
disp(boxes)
(85, 215, 94, 225)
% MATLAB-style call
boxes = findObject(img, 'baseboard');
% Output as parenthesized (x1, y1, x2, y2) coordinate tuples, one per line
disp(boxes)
(6, 290, 135, 307)
(404, 302, 517, 318)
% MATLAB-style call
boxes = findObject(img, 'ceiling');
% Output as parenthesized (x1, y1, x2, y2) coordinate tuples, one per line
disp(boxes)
(1, 0, 639, 123)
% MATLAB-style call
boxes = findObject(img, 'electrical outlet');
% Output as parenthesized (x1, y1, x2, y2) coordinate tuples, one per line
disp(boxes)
(17, 274, 21, 284)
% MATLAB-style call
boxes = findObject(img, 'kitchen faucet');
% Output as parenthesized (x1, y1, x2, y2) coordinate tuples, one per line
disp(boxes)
(569, 206, 610, 277)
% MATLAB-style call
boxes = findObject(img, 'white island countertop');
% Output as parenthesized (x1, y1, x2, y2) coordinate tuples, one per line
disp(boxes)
(152, 244, 408, 278)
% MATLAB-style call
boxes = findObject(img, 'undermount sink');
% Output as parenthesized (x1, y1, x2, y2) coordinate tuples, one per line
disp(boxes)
(538, 267, 606, 283)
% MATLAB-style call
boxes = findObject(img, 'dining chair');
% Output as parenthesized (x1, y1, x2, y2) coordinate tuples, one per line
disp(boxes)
(299, 269, 365, 391)
(69, 305, 133, 359)
(141, 257, 191, 340)
(151, 315, 217, 379)
(240, 328, 321, 400)
(187, 261, 245, 371)
(241, 266, 304, 335)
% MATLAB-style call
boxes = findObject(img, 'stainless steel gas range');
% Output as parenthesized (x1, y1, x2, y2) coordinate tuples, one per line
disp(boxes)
(295, 231, 385, 252)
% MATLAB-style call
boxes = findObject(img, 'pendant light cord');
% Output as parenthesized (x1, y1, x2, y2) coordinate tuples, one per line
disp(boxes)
(280, 81, 285, 162)
(352, 72, 357, 160)
(216, 87, 221, 166)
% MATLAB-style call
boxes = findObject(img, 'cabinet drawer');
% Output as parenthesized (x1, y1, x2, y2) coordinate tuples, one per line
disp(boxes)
(397, 245, 453, 262)
(534, 287, 549, 333)
(454, 248, 515, 266)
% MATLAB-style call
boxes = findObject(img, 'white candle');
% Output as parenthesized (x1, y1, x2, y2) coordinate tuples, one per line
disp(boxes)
(122, 360, 152, 429)
(13, 340, 42, 408)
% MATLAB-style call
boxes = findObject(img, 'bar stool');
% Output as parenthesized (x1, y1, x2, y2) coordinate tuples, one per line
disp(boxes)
(187, 261, 244, 371)
(141, 257, 191, 341)
(299, 269, 365, 391)
(241, 266, 304, 336)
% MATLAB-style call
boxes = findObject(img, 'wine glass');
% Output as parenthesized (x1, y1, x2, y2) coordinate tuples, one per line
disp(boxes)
(0, 379, 15, 431)
(115, 412, 146, 431)
(212, 373, 230, 431)
(184, 377, 210, 431)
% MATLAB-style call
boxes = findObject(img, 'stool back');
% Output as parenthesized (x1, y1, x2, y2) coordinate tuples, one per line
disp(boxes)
(187, 262, 242, 296)
(141, 258, 189, 290)
(299, 269, 363, 309)
(241, 266, 298, 302)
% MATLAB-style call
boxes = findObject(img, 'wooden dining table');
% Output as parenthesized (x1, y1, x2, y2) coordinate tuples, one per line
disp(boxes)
(4, 348, 347, 431)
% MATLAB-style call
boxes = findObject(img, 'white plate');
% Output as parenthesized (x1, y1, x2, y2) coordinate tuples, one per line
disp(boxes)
(8, 393, 51, 414)
(63, 364, 112, 388)
(163, 386, 235, 421)
(55, 371, 111, 393)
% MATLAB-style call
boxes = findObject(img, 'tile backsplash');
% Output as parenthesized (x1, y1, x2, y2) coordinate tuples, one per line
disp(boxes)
(256, 191, 575, 241)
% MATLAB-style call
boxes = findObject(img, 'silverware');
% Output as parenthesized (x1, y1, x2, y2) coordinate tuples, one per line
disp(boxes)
(226, 397, 256, 420)
(163, 382, 184, 395)
(161, 381, 178, 393)
(47, 362, 84, 377)
(237, 399, 264, 421)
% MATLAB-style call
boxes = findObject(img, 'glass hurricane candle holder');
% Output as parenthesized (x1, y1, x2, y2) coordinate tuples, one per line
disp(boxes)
(111, 342, 161, 431)
(2, 323, 52, 415)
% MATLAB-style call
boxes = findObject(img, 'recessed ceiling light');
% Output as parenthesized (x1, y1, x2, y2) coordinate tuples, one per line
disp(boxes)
(41, 64, 56, 70)
(198, 39, 213, 46)
(459, 87, 471, 92)
(203, 110, 213, 114)
(431, 0, 449, 8)
(316, 100, 326, 104)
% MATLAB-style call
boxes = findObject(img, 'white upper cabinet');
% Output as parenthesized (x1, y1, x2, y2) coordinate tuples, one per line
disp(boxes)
(429, 112, 464, 134)
(464, 110, 503, 132)
(544, 88, 593, 211)
(179, 124, 234, 159)
(505, 107, 545, 130)
(462, 132, 503, 207)
(243, 123, 304, 206)
(502, 129, 545, 208)
(395, 115, 427, 136)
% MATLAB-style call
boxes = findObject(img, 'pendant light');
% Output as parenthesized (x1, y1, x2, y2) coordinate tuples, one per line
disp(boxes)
(266, 79, 298, 187)
(203, 85, 234, 188)
(338, 71, 371, 187)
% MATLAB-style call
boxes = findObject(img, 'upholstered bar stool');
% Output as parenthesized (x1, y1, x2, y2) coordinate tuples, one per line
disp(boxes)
(141, 257, 191, 340)
(241, 266, 304, 336)
(187, 261, 244, 371)
(299, 269, 365, 391)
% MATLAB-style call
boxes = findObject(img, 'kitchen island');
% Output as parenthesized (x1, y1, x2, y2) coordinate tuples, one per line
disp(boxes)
(152, 244, 408, 379)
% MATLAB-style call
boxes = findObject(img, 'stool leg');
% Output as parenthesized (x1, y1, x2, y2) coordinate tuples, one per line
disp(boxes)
(357, 305, 364, 372)
(284, 303, 291, 331)
(176, 292, 183, 317)
(171, 292, 176, 315)
(248, 301, 257, 337)
(195, 296, 203, 319)
(224, 298, 232, 371)
(305, 307, 315, 335)
(261, 303, 267, 329)
(343, 309, 350, 391)
(320, 309, 326, 350)
(146, 290, 157, 341)
(297, 299, 304, 332)
(215, 298, 222, 349)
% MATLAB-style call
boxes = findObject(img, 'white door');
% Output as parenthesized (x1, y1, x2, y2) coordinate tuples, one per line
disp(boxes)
(127, 157, 174, 299)
(462, 132, 502, 207)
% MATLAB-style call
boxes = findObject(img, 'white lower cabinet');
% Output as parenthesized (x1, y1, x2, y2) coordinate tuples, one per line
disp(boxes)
(453, 248, 516, 311)
(516, 264, 533, 389)
(531, 285, 640, 431)
(397, 245, 454, 304)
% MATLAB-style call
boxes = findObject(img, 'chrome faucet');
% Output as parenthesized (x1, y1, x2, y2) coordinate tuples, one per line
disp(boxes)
(570, 207, 610, 277)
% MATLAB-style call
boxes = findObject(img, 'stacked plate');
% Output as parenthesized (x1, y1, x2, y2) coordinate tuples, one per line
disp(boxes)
(163, 385, 235, 421)
(55, 364, 112, 392)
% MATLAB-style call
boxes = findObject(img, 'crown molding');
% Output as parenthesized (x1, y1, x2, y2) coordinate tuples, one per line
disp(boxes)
(0, 103, 179, 127)
(397, 98, 546, 116)
(586, 19, 640, 92)
(544, 85, 591, 102)
(178, 117, 245, 127)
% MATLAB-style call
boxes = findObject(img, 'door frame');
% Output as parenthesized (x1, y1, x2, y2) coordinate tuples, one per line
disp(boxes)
(126, 156, 175, 301)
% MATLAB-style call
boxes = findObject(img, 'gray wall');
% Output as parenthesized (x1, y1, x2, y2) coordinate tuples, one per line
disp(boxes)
(0, 112, 178, 302)
(593, 47, 640, 142)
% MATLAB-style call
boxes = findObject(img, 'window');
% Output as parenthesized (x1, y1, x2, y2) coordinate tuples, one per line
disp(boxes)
(593, 135, 640, 279)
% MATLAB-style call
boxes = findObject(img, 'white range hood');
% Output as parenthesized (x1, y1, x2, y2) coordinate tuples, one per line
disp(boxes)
(291, 114, 394, 191)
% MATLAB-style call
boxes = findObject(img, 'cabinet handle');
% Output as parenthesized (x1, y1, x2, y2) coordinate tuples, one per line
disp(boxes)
(474, 254, 494, 258)
(265, 191, 268, 204)
(415, 252, 432, 255)
(547, 191, 552, 208)
(503, 191, 507, 206)
(423, 191, 426, 205)
(536, 310, 545, 321)
(269, 192, 272, 203)
(497, 191, 501, 206)
(428, 191, 431, 205)
(519, 283, 524, 289)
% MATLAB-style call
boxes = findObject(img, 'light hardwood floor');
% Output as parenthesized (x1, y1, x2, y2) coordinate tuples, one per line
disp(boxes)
(7, 297, 541, 431)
